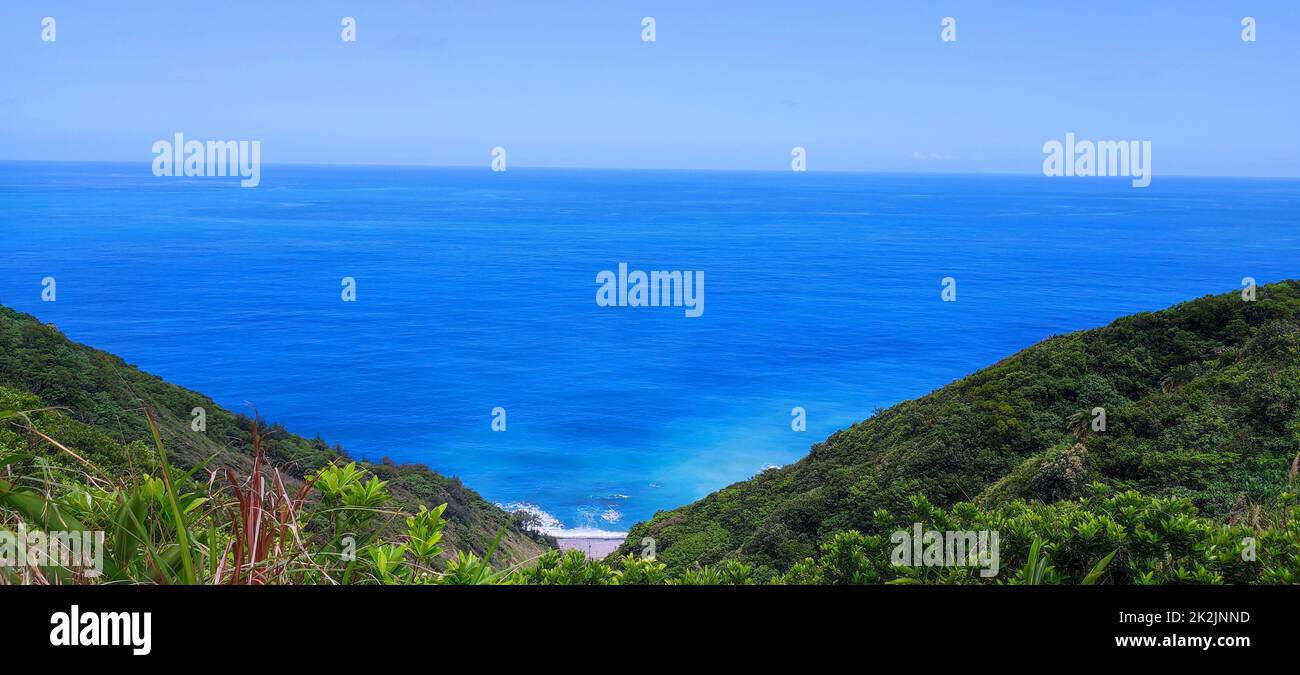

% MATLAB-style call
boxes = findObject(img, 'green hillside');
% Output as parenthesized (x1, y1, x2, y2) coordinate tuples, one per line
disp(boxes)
(0, 304, 550, 565)
(617, 281, 1300, 578)
(2, 290, 1296, 586)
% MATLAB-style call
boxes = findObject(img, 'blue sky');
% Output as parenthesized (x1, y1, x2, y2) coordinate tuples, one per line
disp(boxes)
(0, 1, 1296, 175)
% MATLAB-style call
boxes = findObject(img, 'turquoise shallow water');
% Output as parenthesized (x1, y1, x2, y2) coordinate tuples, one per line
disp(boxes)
(2, 161, 1298, 533)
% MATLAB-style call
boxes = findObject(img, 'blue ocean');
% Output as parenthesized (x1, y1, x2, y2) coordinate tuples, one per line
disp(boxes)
(2, 161, 1298, 533)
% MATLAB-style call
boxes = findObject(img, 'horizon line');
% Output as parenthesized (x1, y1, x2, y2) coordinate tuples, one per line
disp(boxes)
(1, 158, 1298, 182)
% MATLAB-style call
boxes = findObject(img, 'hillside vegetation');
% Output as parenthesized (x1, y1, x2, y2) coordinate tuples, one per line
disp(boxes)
(617, 281, 1300, 579)
(3, 286, 1298, 586)
(0, 304, 550, 564)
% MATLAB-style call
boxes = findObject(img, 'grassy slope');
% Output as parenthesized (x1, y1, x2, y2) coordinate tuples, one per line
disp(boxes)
(0, 304, 550, 565)
(618, 282, 1300, 577)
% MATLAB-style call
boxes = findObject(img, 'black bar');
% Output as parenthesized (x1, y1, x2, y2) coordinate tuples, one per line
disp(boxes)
(4, 585, 1291, 661)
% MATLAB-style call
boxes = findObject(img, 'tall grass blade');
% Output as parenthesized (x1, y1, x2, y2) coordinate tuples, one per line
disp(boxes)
(144, 408, 198, 585)
(1081, 549, 1118, 585)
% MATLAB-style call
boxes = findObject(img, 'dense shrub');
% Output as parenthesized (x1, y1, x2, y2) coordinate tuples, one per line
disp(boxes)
(620, 282, 1300, 574)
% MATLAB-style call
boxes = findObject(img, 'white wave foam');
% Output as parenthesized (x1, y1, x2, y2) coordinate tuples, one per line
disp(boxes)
(497, 501, 627, 538)
(497, 501, 563, 533)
